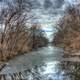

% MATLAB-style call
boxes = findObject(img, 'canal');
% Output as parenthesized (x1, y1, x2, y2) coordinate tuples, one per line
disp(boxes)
(0, 45, 80, 80)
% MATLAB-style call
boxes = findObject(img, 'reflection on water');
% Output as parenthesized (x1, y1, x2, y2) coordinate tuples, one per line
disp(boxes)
(0, 46, 80, 80)
(0, 61, 80, 80)
(61, 61, 80, 80)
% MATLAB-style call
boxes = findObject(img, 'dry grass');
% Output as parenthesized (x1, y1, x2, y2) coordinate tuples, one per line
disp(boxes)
(0, 25, 48, 61)
(0, 0, 48, 61)
(0, 31, 29, 61)
(53, 4, 80, 53)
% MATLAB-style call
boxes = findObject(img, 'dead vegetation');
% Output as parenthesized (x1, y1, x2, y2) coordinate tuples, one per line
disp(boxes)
(0, 0, 48, 61)
(29, 24, 48, 49)
(53, 4, 80, 53)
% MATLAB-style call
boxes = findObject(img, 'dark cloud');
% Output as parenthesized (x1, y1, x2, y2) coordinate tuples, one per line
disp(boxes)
(53, 0, 64, 8)
(44, 0, 53, 9)
(43, 0, 64, 9)
(22, 0, 41, 9)
(0, 0, 2, 2)
(30, 0, 41, 9)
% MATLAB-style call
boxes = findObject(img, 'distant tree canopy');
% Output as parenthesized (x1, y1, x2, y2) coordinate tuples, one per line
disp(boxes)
(44, 0, 53, 9)
(29, 24, 48, 49)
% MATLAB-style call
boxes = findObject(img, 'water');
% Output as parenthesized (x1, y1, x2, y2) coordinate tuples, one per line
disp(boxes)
(0, 46, 80, 80)
(0, 0, 80, 79)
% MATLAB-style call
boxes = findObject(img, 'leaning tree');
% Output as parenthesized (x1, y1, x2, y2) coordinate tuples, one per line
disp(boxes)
(0, 0, 32, 61)
(0, 0, 48, 61)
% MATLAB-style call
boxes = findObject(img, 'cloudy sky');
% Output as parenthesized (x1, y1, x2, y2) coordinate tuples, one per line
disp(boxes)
(0, 0, 76, 41)
(28, 0, 74, 41)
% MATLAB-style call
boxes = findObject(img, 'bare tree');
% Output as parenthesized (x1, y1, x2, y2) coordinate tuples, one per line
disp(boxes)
(53, 4, 80, 53)
(0, 0, 32, 61)
(0, 0, 48, 61)
(28, 24, 48, 49)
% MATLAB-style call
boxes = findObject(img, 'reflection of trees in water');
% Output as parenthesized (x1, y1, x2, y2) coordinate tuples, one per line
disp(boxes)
(61, 61, 80, 80)
(0, 65, 45, 80)
(0, 61, 80, 80)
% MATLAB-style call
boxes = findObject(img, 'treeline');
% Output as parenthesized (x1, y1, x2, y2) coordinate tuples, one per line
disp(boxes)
(53, 4, 80, 53)
(0, 0, 48, 61)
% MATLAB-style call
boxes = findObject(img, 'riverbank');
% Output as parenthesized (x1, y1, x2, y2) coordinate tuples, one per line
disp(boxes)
(0, 46, 63, 74)
(0, 46, 80, 80)
(53, 4, 80, 55)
